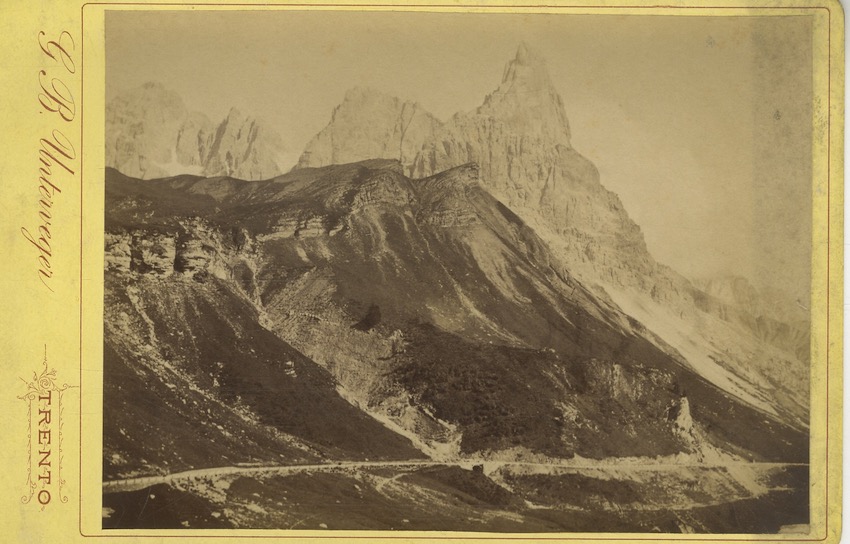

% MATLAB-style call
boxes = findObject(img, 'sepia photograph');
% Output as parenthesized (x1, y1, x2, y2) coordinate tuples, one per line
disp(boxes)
(100, 9, 815, 533)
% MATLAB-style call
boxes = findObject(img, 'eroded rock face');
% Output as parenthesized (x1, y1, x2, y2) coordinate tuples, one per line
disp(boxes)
(295, 46, 655, 294)
(104, 220, 260, 296)
(106, 82, 194, 180)
(173, 223, 233, 281)
(106, 82, 285, 180)
(203, 108, 286, 181)
(175, 111, 215, 170)
(408, 45, 656, 293)
(673, 397, 695, 435)
(415, 164, 481, 228)
(579, 360, 675, 406)
(104, 160, 810, 466)
(105, 233, 132, 272)
(351, 171, 415, 210)
(134, 234, 176, 276)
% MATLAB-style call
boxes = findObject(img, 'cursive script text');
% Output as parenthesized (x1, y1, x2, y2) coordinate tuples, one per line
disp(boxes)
(23, 31, 77, 292)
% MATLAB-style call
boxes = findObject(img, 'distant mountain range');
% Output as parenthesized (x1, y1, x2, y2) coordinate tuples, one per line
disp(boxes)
(106, 82, 286, 180)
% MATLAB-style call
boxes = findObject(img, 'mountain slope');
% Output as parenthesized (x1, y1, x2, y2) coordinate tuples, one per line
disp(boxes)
(104, 162, 807, 466)
(104, 189, 426, 479)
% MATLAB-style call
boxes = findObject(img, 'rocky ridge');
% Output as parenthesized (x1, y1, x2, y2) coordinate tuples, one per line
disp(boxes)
(105, 162, 807, 466)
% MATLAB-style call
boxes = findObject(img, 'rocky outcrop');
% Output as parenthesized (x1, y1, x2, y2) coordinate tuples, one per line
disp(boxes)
(105, 233, 133, 272)
(351, 171, 415, 210)
(106, 82, 285, 180)
(260, 216, 332, 241)
(104, 220, 260, 299)
(672, 396, 695, 437)
(579, 360, 675, 404)
(414, 164, 482, 228)
(134, 234, 176, 276)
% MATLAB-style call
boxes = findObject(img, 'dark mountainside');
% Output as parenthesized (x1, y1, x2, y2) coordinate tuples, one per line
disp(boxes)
(104, 161, 805, 464)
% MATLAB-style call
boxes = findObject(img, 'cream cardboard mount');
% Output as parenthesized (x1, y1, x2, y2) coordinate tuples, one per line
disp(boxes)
(0, 1, 843, 543)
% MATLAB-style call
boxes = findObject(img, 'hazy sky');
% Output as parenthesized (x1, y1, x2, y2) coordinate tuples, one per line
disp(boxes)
(106, 11, 813, 301)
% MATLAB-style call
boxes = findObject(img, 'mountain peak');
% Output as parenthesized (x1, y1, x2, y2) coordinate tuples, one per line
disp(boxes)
(296, 87, 440, 172)
(339, 86, 408, 110)
(471, 43, 571, 145)
(500, 42, 552, 89)
(343, 86, 381, 101)
(514, 41, 543, 67)
(225, 106, 245, 120)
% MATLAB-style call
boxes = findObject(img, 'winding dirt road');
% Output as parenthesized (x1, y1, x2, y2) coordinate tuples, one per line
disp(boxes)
(102, 459, 806, 494)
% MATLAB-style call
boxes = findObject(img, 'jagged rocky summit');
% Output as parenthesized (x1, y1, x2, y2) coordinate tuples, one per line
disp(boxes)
(298, 43, 655, 290)
(296, 87, 441, 171)
(106, 82, 286, 180)
(296, 43, 810, 426)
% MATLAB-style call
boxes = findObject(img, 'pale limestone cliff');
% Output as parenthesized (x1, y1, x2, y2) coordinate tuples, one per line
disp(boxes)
(297, 87, 441, 171)
(203, 108, 286, 180)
